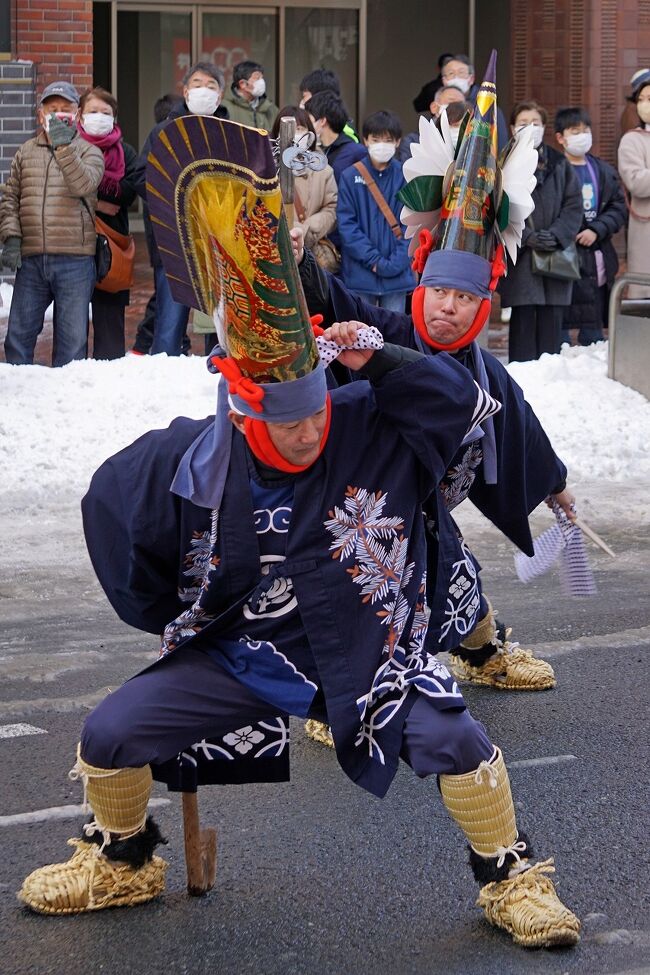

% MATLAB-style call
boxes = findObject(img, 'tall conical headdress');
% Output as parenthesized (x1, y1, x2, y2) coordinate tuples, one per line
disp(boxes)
(398, 50, 537, 349)
(146, 116, 330, 505)
(146, 115, 324, 412)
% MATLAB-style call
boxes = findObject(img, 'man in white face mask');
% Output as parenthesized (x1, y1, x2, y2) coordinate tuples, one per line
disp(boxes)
(183, 66, 223, 117)
(441, 54, 509, 151)
(336, 110, 414, 314)
(132, 61, 228, 357)
(222, 59, 279, 132)
(440, 55, 475, 96)
(1, 80, 104, 366)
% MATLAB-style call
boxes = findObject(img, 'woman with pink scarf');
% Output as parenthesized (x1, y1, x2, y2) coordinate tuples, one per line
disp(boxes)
(78, 87, 138, 359)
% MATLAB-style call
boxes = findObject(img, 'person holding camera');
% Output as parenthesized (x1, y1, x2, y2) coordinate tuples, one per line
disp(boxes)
(1, 81, 104, 366)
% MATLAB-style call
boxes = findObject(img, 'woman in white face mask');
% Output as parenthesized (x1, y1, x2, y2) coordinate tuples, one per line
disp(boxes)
(268, 106, 338, 275)
(78, 86, 139, 360)
(618, 72, 650, 299)
(498, 99, 584, 363)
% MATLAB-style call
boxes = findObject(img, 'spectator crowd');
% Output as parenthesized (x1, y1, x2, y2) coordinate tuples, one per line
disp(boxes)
(1, 54, 648, 367)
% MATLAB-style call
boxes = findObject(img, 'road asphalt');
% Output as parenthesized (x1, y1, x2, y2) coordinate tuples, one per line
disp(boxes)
(0, 480, 648, 975)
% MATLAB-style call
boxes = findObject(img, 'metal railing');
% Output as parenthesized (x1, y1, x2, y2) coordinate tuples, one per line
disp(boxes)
(608, 272, 650, 379)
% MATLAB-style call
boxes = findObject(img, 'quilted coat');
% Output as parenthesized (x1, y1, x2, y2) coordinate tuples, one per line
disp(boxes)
(1, 131, 104, 256)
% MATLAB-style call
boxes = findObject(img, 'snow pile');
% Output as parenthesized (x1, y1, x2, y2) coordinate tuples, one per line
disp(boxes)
(506, 342, 650, 481)
(0, 354, 216, 507)
(0, 342, 648, 509)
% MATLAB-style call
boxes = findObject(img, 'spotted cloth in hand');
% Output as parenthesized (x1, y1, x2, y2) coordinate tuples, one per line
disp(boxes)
(514, 500, 596, 597)
(315, 325, 384, 367)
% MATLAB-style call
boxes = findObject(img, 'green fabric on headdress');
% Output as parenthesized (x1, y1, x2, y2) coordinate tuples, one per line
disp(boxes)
(398, 174, 444, 215)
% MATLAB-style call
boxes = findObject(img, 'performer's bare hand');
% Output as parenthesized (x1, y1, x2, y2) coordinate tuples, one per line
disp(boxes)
(290, 227, 305, 264)
(547, 487, 577, 521)
(323, 321, 374, 369)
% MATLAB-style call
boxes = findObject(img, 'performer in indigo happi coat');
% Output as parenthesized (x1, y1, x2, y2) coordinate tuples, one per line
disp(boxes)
(297, 53, 575, 731)
(20, 111, 580, 949)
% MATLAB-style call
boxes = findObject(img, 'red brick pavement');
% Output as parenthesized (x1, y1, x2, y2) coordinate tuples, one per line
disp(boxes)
(0, 232, 509, 366)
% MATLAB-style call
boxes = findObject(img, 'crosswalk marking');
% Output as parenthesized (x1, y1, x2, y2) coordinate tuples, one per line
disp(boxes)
(509, 754, 577, 768)
(0, 797, 171, 827)
(0, 723, 47, 739)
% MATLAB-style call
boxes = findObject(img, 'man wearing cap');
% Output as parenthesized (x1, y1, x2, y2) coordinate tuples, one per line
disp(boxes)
(1, 81, 104, 366)
(296, 51, 573, 695)
(18, 112, 580, 949)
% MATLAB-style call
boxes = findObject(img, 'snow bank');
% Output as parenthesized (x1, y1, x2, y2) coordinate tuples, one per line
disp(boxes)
(506, 342, 650, 481)
(0, 342, 648, 510)
(0, 354, 216, 507)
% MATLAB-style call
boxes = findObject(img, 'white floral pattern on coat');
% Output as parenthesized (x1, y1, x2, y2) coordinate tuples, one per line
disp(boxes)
(178, 719, 290, 765)
(325, 488, 463, 764)
(440, 442, 483, 511)
(324, 486, 414, 657)
(439, 537, 481, 643)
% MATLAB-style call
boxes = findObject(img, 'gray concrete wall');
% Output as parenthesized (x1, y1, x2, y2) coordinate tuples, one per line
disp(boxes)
(0, 60, 36, 183)
(0, 60, 37, 287)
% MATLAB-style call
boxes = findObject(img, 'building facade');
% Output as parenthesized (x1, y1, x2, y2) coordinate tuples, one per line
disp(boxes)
(0, 0, 648, 184)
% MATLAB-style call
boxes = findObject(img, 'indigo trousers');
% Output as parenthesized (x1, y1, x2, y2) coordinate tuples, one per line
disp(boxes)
(81, 645, 493, 778)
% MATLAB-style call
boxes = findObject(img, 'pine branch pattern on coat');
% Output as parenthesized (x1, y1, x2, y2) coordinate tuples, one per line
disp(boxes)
(325, 486, 414, 657)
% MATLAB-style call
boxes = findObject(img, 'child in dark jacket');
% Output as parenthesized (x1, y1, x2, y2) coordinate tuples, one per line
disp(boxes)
(336, 110, 415, 312)
(555, 107, 627, 346)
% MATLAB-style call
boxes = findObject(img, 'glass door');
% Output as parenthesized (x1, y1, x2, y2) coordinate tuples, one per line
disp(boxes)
(115, 6, 193, 152)
(284, 7, 359, 123)
(199, 7, 278, 103)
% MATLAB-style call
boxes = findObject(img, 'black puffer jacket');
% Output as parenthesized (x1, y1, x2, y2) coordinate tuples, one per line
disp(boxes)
(563, 154, 627, 329)
(498, 145, 583, 308)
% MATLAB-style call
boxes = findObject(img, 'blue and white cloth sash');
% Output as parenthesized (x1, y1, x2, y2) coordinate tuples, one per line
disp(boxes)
(514, 500, 596, 596)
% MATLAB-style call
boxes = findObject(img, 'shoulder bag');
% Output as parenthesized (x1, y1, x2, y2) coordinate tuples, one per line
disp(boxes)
(82, 199, 136, 293)
(353, 161, 403, 239)
(294, 184, 341, 274)
(528, 215, 580, 282)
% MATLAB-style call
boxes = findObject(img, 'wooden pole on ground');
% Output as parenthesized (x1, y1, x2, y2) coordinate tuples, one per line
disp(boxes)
(182, 791, 217, 896)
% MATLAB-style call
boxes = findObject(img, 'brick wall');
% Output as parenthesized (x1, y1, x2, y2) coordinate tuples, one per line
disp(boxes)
(511, 0, 650, 166)
(15, 0, 93, 96)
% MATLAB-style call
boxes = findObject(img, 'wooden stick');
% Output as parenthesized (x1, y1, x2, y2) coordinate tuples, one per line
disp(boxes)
(278, 116, 296, 232)
(574, 518, 616, 558)
(182, 791, 217, 896)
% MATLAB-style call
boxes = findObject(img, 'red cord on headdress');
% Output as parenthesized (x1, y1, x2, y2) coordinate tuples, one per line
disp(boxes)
(310, 314, 325, 337)
(210, 355, 265, 413)
(412, 228, 434, 275)
(412, 244, 506, 352)
(243, 395, 332, 472)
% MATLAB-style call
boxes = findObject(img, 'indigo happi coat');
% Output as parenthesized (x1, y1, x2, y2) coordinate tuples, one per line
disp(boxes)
(307, 271, 567, 651)
(83, 352, 497, 798)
